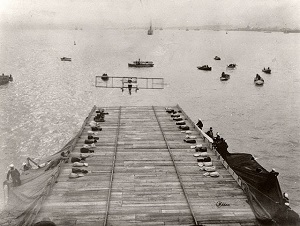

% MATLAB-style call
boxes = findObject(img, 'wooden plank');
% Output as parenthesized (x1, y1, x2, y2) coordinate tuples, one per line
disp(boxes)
(34, 106, 257, 226)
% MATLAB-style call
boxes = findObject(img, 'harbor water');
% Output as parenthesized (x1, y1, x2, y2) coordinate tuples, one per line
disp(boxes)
(0, 28, 299, 212)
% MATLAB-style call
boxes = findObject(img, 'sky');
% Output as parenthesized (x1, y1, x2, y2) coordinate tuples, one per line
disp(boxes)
(0, 0, 299, 29)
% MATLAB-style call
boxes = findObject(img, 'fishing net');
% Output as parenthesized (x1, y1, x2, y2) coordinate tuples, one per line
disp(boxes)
(0, 138, 75, 226)
(0, 106, 95, 226)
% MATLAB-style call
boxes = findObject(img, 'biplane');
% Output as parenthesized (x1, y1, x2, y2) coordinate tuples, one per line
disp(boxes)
(95, 75, 164, 95)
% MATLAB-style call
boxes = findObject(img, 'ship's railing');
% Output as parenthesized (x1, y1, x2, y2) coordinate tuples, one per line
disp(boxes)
(176, 104, 214, 148)
(176, 104, 243, 187)
(176, 104, 284, 211)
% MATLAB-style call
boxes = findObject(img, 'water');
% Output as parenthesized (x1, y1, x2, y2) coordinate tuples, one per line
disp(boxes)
(0, 28, 299, 212)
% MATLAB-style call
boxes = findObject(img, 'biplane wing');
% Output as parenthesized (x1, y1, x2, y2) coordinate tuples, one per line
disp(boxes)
(95, 76, 164, 89)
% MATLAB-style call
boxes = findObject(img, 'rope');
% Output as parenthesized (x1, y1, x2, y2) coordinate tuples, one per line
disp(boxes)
(103, 106, 122, 226)
(152, 106, 199, 226)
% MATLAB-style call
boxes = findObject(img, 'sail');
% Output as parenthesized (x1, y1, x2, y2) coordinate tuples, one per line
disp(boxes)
(147, 22, 153, 35)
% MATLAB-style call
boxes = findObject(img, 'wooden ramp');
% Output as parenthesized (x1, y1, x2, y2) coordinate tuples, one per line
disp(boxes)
(34, 106, 258, 226)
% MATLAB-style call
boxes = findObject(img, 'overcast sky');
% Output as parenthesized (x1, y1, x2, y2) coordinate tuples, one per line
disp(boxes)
(0, 0, 299, 29)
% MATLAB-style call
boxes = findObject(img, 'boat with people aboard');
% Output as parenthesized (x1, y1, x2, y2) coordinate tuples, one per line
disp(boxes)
(220, 72, 230, 81)
(0, 74, 13, 85)
(254, 74, 264, 85)
(1, 105, 299, 226)
(197, 65, 212, 71)
(128, 59, 154, 67)
(262, 67, 271, 74)
(227, 63, 236, 69)
(214, 56, 221, 60)
(60, 57, 71, 61)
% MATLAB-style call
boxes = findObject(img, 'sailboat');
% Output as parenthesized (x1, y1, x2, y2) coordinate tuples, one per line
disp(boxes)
(147, 22, 153, 35)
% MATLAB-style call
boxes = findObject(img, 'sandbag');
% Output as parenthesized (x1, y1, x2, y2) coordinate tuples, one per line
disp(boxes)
(210, 172, 220, 177)
(83, 143, 96, 148)
(73, 162, 88, 167)
(196, 152, 208, 157)
(179, 125, 190, 130)
(184, 139, 196, 143)
(204, 166, 216, 172)
(91, 127, 102, 131)
(173, 117, 183, 121)
(88, 135, 99, 140)
(203, 157, 211, 162)
(197, 158, 204, 162)
(186, 135, 196, 139)
(204, 161, 213, 167)
(84, 139, 96, 144)
(176, 121, 186, 125)
(195, 147, 207, 152)
(72, 168, 88, 174)
(80, 148, 94, 153)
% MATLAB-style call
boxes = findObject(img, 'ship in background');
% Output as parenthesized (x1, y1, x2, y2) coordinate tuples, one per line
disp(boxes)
(147, 22, 153, 35)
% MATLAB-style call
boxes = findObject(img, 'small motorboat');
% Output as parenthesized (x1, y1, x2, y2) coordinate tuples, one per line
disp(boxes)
(254, 74, 264, 85)
(214, 56, 221, 60)
(227, 64, 236, 69)
(220, 72, 230, 81)
(101, 73, 109, 81)
(128, 59, 154, 67)
(262, 68, 271, 74)
(0, 74, 13, 85)
(197, 65, 212, 71)
(61, 57, 72, 61)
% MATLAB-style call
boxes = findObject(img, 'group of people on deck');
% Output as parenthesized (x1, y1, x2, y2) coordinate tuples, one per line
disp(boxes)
(196, 119, 229, 160)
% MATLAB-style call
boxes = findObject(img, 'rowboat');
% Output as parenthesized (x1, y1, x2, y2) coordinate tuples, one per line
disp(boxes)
(220, 72, 230, 81)
(197, 65, 212, 71)
(0, 74, 13, 85)
(262, 68, 271, 74)
(227, 64, 236, 69)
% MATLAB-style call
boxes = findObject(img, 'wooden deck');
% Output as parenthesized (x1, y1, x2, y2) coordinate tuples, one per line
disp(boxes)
(34, 106, 258, 226)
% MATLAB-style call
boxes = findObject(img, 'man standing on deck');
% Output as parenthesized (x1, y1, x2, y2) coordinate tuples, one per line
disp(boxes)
(196, 118, 203, 130)
(6, 164, 21, 187)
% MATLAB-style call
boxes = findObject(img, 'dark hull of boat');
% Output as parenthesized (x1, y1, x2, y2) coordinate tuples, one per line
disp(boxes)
(0, 76, 13, 85)
(0, 80, 9, 85)
(61, 58, 71, 62)
(254, 79, 264, 85)
(224, 153, 300, 225)
(220, 77, 229, 81)
(197, 67, 212, 71)
(128, 63, 154, 68)
(214, 57, 221, 60)
(262, 70, 271, 74)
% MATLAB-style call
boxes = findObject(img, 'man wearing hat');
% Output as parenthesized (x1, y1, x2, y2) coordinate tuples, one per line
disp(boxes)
(196, 119, 203, 130)
(206, 127, 214, 139)
(6, 164, 21, 187)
